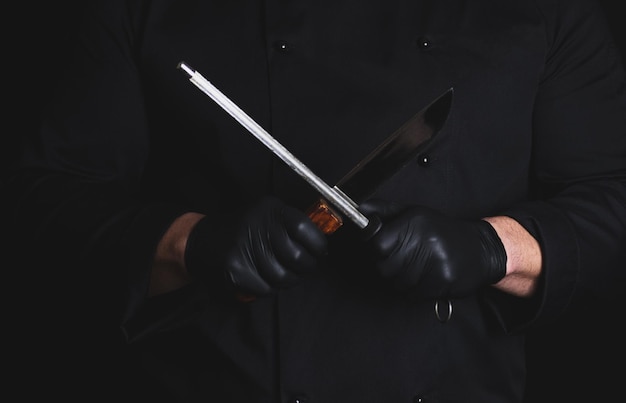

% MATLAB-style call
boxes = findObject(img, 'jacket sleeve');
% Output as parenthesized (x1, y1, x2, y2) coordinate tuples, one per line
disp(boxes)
(4, 0, 200, 342)
(489, 0, 626, 333)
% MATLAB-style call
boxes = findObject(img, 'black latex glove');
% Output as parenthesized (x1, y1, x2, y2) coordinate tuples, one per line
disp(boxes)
(185, 196, 328, 297)
(360, 199, 507, 299)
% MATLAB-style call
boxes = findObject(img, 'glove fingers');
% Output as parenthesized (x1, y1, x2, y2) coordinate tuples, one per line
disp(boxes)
(282, 205, 328, 257)
(256, 255, 301, 288)
(359, 199, 405, 219)
(274, 232, 319, 275)
(369, 212, 431, 292)
(226, 255, 273, 296)
(250, 220, 318, 287)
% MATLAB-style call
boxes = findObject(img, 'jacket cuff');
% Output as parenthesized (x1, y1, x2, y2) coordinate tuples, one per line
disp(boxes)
(483, 200, 579, 333)
(119, 203, 198, 342)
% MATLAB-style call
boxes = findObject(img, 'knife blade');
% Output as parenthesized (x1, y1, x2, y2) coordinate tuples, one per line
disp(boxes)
(306, 88, 453, 234)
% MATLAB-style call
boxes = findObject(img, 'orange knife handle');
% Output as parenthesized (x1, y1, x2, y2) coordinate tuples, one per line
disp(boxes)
(306, 198, 344, 235)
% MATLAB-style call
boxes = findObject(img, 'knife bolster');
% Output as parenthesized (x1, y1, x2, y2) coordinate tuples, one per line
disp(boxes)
(306, 198, 344, 235)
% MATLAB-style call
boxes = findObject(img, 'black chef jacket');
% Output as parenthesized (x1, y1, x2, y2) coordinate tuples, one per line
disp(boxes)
(6, 0, 626, 402)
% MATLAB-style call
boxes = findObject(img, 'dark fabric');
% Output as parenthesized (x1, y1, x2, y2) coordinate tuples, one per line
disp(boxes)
(4, 0, 626, 402)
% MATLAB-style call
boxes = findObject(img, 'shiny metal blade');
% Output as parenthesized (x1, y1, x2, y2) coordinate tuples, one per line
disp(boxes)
(337, 88, 453, 203)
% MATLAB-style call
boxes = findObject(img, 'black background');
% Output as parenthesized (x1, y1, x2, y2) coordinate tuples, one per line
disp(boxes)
(3, 2, 625, 402)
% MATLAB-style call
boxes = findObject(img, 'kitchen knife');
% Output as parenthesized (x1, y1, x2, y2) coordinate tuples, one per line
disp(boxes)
(306, 88, 453, 234)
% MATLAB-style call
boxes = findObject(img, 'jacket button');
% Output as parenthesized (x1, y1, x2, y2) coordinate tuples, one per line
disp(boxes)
(416, 36, 432, 50)
(289, 395, 309, 403)
(413, 396, 425, 402)
(417, 153, 430, 166)
(274, 40, 291, 52)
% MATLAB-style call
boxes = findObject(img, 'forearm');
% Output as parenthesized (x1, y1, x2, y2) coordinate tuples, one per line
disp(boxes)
(483, 215, 542, 298)
(149, 212, 205, 297)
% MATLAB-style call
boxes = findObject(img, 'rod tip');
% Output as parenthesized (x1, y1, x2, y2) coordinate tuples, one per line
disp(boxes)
(177, 61, 194, 77)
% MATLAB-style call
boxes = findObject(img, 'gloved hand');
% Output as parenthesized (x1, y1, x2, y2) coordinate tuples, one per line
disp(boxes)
(360, 199, 507, 299)
(185, 196, 328, 298)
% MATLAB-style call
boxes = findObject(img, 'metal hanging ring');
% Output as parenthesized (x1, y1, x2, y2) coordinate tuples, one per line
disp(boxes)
(434, 299, 453, 323)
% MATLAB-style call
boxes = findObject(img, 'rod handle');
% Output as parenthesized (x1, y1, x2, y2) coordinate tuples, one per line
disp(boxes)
(305, 198, 344, 235)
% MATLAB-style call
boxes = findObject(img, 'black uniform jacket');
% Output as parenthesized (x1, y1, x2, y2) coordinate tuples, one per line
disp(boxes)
(7, 0, 626, 402)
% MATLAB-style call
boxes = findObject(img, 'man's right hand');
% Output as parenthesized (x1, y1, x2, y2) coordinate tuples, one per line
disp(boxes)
(184, 196, 328, 298)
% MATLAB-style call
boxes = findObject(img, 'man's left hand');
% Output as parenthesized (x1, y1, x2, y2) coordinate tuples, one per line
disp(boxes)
(360, 199, 507, 299)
